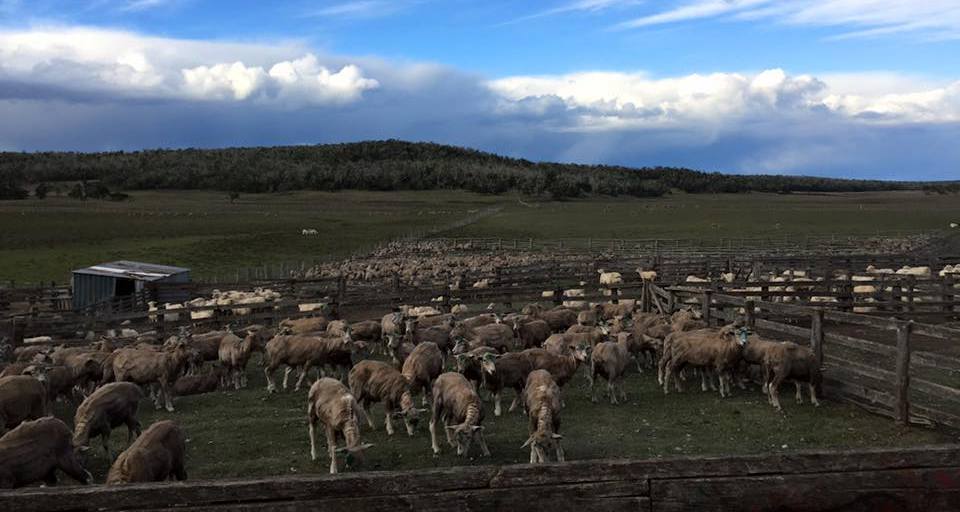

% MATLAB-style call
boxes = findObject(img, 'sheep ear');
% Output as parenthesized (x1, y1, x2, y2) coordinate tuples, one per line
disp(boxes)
(551, 433, 563, 440)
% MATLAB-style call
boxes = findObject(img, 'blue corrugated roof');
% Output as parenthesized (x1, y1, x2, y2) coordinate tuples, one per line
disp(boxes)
(72, 260, 190, 282)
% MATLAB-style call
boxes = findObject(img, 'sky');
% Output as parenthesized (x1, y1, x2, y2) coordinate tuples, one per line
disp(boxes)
(1, 1, 959, 180)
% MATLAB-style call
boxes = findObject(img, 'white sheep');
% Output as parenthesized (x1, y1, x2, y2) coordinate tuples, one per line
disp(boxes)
(597, 271, 623, 287)
(636, 269, 657, 281)
(685, 275, 709, 283)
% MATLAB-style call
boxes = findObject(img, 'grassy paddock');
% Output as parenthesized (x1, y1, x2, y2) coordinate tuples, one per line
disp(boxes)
(3, 190, 959, 284)
(54, 356, 953, 482)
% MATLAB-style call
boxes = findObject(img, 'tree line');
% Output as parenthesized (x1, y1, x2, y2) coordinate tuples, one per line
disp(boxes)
(0, 139, 938, 200)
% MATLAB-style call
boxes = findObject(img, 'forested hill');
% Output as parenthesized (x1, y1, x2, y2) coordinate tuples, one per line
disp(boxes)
(0, 139, 932, 200)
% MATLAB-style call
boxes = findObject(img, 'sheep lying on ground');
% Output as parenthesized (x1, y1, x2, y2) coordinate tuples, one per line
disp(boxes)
(72, 382, 143, 459)
(173, 367, 225, 396)
(349, 360, 423, 436)
(106, 420, 187, 484)
(521, 370, 564, 464)
(307, 378, 373, 474)
(429, 372, 489, 457)
(0, 417, 92, 489)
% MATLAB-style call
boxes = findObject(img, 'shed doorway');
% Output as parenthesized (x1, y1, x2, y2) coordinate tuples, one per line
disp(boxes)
(115, 278, 136, 297)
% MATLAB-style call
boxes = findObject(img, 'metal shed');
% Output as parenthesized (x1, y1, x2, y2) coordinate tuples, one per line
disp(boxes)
(71, 260, 191, 311)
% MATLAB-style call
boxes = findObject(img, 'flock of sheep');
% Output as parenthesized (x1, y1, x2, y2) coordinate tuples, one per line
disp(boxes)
(0, 277, 823, 486)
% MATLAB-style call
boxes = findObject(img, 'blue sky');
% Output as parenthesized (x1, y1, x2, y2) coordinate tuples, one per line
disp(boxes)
(1, 0, 959, 179)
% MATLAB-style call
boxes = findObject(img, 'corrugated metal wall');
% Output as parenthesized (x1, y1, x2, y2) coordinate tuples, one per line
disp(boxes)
(71, 273, 119, 310)
(154, 271, 192, 304)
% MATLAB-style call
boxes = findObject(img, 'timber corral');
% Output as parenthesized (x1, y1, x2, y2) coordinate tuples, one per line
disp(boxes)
(2, 445, 959, 511)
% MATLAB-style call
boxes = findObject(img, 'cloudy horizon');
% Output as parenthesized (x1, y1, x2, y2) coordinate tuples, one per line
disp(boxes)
(1, 1, 959, 180)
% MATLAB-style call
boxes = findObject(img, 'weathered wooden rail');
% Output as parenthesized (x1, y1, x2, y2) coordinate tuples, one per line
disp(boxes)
(2, 445, 959, 511)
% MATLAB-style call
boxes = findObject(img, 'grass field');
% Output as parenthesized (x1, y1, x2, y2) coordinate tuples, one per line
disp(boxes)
(53, 355, 952, 482)
(3, 189, 959, 285)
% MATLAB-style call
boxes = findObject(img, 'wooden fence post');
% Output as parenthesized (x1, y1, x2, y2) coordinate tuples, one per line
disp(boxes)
(942, 276, 954, 313)
(744, 299, 756, 328)
(895, 320, 913, 426)
(337, 275, 347, 303)
(701, 290, 713, 326)
(810, 308, 824, 369)
(640, 282, 651, 313)
(667, 291, 676, 314)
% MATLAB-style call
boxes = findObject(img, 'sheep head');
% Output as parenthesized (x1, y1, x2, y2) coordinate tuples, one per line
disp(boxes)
(480, 353, 499, 375)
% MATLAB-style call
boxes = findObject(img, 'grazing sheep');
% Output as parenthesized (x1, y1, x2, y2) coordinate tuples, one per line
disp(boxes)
(263, 332, 356, 393)
(349, 360, 423, 436)
(380, 312, 407, 343)
(590, 335, 641, 404)
(537, 307, 579, 332)
(764, 342, 822, 412)
(404, 318, 455, 353)
(218, 331, 256, 389)
(307, 377, 373, 474)
(452, 322, 515, 353)
(402, 342, 444, 405)
(660, 325, 745, 398)
(106, 420, 187, 485)
(0, 375, 46, 435)
(513, 318, 551, 350)
(0, 417, 92, 489)
(521, 370, 564, 464)
(112, 341, 191, 412)
(429, 372, 490, 457)
(21, 364, 79, 408)
(479, 351, 533, 416)
(173, 367, 225, 396)
(72, 382, 144, 459)
(385, 334, 415, 369)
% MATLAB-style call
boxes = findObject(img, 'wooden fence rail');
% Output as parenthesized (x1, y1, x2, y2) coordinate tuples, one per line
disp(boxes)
(2, 445, 959, 511)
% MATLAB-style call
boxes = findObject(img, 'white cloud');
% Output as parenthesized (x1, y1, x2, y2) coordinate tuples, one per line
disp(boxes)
(502, 0, 639, 25)
(619, 0, 960, 40)
(0, 26, 379, 105)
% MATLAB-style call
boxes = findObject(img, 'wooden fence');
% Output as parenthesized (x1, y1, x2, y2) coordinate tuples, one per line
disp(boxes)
(2, 445, 959, 511)
(648, 282, 960, 430)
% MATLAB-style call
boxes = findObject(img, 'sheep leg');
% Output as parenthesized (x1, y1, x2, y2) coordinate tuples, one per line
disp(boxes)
(385, 412, 394, 436)
(809, 383, 820, 407)
(294, 364, 310, 392)
(768, 376, 784, 413)
(508, 394, 520, 413)
(281, 366, 292, 390)
(445, 419, 455, 447)
(493, 393, 502, 417)
(529, 444, 538, 464)
(233, 368, 242, 391)
(101, 431, 112, 460)
(662, 364, 674, 395)
(795, 381, 803, 404)
(162, 381, 175, 412)
(151, 384, 162, 410)
(700, 369, 709, 392)
(555, 441, 565, 462)
(619, 378, 627, 403)
(608, 381, 617, 405)
(429, 417, 441, 455)
(478, 431, 491, 457)
(325, 427, 338, 474)
(309, 417, 319, 460)
(126, 418, 141, 444)
(709, 369, 718, 392)
(265, 366, 277, 393)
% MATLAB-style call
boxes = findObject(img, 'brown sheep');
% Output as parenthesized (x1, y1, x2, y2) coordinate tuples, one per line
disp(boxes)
(538, 307, 578, 332)
(218, 331, 256, 389)
(479, 352, 533, 416)
(452, 322, 514, 353)
(263, 332, 356, 392)
(590, 334, 642, 404)
(22, 364, 80, 407)
(188, 330, 226, 362)
(0, 417, 92, 488)
(385, 334, 415, 369)
(13, 345, 51, 363)
(282, 315, 332, 335)
(106, 420, 187, 484)
(402, 342, 444, 406)
(349, 360, 423, 436)
(73, 382, 144, 459)
(520, 346, 589, 389)
(543, 326, 608, 354)
(380, 312, 406, 344)
(307, 377, 373, 474)
(599, 302, 635, 321)
(350, 320, 382, 343)
(660, 325, 744, 397)
(764, 342, 822, 412)
(513, 318, 551, 350)
(454, 346, 497, 391)
(0, 375, 46, 435)
(112, 341, 191, 412)
(429, 372, 489, 457)
(404, 318, 455, 353)
(521, 370, 564, 464)
(576, 305, 602, 326)
(0, 363, 32, 378)
(326, 320, 350, 336)
(173, 367, 225, 396)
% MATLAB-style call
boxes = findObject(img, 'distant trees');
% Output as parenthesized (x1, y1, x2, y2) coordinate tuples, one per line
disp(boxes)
(0, 139, 944, 200)
(923, 183, 960, 195)
(33, 182, 49, 199)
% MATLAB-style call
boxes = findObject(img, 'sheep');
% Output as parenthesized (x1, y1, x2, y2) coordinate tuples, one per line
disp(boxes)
(326, 320, 350, 336)
(281, 316, 331, 335)
(112, 341, 191, 412)
(577, 305, 602, 326)
(106, 420, 187, 484)
(263, 332, 356, 393)
(218, 331, 256, 389)
(736, 334, 782, 392)
(764, 342, 822, 413)
(520, 346, 589, 389)
(429, 372, 490, 457)
(451, 322, 515, 353)
(349, 360, 423, 436)
(349, 320, 382, 343)
(896, 266, 932, 278)
(307, 377, 373, 474)
(402, 342, 444, 405)
(660, 325, 745, 398)
(72, 382, 143, 459)
(404, 318, 455, 353)
(598, 301, 635, 321)
(0, 375, 46, 435)
(479, 351, 533, 416)
(385, 334, 415, 369)
(0, 417, 93, 489)
(536, 307, 579, 332)
(590, 333, 641, 404)
(545, 326, 608, 354)
(454, 345, 498, 391)
(13, 345, 51, 363)
(562, 288, 586, 308)
(188, 330, 228, 362)
(636, 268, 658, 281)
(173, 367, 225, 396)
(598, 270, 623, 287)
(513, 318, 551, 350)
(21, 364, 79, 407)
(521, 370, 564, 464)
